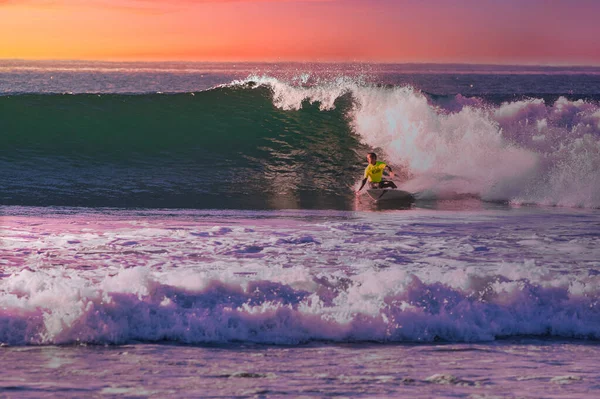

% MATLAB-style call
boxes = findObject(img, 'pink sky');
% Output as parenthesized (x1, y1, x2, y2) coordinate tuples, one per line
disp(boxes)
(1, 0, 599, 64)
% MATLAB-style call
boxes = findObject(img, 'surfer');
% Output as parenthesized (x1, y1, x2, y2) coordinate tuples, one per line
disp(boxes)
(356, 152, 397, 194)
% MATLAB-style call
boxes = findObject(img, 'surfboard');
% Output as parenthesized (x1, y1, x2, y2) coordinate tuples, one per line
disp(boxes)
(367, 189, 414, 202)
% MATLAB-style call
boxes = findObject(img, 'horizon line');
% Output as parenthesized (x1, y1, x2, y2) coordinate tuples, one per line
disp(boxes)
(3, 58, 600, 69)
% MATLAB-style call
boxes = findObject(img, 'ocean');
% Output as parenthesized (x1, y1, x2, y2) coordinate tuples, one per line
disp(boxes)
(1, 60, 600, 397)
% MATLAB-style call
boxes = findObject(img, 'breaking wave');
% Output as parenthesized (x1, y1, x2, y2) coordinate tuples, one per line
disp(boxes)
(233, 76, 600, 208)
(1, 264, 599, 345)
(1, 76, 599, 209)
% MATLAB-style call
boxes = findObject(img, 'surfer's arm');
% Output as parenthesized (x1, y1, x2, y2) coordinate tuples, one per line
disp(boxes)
(356, 178, 368, 193)
(384, 165, 395, 178)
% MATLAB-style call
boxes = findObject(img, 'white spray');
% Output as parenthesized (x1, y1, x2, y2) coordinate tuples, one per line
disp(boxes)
(231, 76, 600, 208)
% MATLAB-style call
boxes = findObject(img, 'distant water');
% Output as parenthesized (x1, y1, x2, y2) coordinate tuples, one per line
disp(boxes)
(1, 61, 600, 398)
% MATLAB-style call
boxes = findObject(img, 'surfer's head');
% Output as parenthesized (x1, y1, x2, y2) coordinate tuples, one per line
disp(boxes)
(367, 152, 377, 165)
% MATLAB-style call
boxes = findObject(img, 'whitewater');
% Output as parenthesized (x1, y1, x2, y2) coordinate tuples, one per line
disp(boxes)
(227, 74, 600, 209)
(1, 61, 600, 397)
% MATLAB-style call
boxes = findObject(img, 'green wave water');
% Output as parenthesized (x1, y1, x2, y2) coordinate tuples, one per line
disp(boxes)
(1, 86, 366, 209)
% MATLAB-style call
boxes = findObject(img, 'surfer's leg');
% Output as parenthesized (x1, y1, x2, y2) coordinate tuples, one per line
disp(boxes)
(381, 181, 397, 189)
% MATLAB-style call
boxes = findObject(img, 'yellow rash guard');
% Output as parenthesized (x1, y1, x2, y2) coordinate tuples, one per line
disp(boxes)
(364, 161, 387, 183)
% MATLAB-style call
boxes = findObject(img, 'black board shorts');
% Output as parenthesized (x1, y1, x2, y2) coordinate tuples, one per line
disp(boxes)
(369, 181, 387, 189)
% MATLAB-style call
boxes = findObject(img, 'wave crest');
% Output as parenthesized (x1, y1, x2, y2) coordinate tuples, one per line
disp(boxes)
(232, 76, 600, 208)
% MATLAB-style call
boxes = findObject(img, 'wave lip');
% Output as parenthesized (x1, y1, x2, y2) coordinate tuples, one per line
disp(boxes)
(1, 266, 599, 346)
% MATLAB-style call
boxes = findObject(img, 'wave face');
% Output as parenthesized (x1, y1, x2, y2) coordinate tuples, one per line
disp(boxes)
(2, 75, 600, 209)
(0, 88, 363, 209)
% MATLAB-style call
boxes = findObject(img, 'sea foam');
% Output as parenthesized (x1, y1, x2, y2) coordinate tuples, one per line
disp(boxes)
(231, 76, 600, 208)
(1, 262, 599, 345)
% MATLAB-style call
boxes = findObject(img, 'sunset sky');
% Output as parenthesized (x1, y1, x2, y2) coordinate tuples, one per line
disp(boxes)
(2, 0, 599, 64)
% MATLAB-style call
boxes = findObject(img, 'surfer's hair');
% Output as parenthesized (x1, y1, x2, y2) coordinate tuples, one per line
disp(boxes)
(367, 152, 377, 160)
